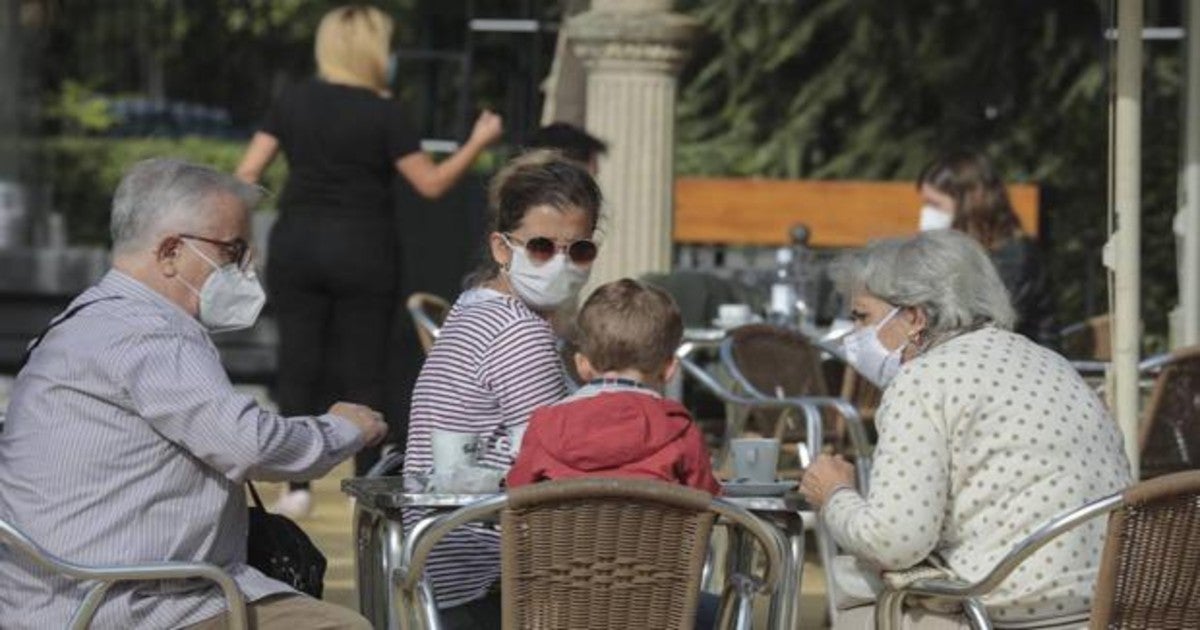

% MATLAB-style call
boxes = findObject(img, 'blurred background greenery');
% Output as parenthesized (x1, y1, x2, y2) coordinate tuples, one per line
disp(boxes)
(6, 0, 1185, 348)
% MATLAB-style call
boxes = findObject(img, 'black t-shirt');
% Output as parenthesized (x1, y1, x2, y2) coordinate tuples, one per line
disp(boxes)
(261, 78, 421, 215)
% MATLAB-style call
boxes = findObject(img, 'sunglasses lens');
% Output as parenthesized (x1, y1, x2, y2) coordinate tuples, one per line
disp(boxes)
(568, 240, 598, 264)
(524, 237, 557, 262)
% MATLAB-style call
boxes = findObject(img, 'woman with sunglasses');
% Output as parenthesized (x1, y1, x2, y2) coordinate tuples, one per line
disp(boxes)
(234, 5, 503, 517)
(401, 151, 601, 629)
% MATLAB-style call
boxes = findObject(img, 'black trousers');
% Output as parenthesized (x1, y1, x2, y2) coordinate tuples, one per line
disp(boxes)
(267, 211, 397, 479)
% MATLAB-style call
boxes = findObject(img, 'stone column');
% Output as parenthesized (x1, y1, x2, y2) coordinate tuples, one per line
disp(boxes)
(568, 0, 700, 289)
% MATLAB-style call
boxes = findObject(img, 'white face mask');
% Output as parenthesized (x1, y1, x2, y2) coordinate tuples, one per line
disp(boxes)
(179, 241, 266, 333)
(842, 307, 906, 387)
(503, 240, 591, 310)
(919, 205, 954, 231)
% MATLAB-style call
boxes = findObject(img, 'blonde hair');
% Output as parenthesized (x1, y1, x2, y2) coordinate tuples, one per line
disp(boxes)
(314, 5, 393, 93)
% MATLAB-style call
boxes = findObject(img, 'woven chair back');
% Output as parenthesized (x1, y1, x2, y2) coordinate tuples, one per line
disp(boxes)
(727, 324, 828, 398)
(499, 479, 715, 630)
(1139, 346, 1200, 479)
(1091, 470, 1200, 628)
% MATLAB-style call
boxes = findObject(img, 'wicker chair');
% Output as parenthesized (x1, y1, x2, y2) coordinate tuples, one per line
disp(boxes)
(0, 517, 247, 630)
(874, 470, 1200, 630)
(395, 478, 787, 630)
(406, 292, 451, 355)
(1138, 345, 1200, 479)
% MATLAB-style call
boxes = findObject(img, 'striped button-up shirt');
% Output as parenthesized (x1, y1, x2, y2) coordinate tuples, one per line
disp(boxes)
(0, 270, 362, 629)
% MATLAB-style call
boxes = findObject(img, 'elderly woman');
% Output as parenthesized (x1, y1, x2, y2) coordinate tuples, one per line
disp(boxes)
(800, 230, 1130, 629)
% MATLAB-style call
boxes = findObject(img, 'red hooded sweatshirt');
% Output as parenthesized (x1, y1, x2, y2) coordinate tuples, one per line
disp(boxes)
(506, 390, 721, 495)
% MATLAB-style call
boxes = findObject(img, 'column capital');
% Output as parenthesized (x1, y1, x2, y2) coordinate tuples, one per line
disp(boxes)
(567, 2, 701, 75)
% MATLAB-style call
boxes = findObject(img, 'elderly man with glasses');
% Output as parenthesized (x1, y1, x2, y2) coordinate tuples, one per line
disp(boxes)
(0, 158, 385, 629)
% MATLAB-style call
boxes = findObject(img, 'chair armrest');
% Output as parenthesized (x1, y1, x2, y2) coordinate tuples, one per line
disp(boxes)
(0, 519, 247, 630)
(395, 494, 509, 592)
(884, 492, 1123, 601)
(1139, 351, 1173, 373)
(407, 306, 441, 341)
(709, 497, 789, 595)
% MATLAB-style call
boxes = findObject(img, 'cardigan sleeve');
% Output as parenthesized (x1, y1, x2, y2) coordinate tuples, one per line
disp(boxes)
(821, 364, 952, 570)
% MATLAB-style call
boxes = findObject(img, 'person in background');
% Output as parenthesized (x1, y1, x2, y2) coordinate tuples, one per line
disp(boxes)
(523, 122, 608, 346)
(800, 230, 1129, 629)
(526, 122, 607, 176)
(0, 159, 386, 629)
(506, 278, 720, 494)
(917, 150, 1056, 347)
(402, 150, 602, 629)
(235, 4, 503, 518)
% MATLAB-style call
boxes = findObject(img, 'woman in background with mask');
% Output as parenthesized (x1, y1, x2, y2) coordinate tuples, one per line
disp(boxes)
(916, 150, 1056, 348)
(235, 4, 502, 517)
(800, 230, 1129, 629)
(400, 151, 600, 629)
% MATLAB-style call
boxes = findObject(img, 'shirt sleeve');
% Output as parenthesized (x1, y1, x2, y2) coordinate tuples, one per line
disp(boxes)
(386, 100, 421, 161)
(122, 329, 362, 483)
(821, 366, 950, 570)
(476, 316, 567, 467)
(677, 421, 722, 495)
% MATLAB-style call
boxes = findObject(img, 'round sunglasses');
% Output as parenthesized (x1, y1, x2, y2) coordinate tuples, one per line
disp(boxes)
(502, 233, 598, 265)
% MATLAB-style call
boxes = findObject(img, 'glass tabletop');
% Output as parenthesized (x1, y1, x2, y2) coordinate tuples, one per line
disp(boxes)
(342, 476, 808, 513)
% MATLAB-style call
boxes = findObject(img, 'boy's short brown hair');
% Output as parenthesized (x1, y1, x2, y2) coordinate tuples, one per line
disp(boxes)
(576, 279, 683, 375)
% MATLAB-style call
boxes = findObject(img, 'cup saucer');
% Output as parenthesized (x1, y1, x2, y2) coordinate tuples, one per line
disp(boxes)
(719, 479, 798, 497)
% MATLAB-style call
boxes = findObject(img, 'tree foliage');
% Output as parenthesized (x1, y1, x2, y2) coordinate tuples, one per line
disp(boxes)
(675, 0, 1181, 346)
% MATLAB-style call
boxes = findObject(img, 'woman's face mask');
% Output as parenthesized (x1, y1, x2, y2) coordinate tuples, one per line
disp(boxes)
(918, 204, 954, 231)
(503, 238, 591, 310)
(842, 306, 907, 387)
(178, 240, 266, 333)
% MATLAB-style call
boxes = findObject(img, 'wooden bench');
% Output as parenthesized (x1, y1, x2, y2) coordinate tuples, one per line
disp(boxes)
(673, 178, 1040, 247)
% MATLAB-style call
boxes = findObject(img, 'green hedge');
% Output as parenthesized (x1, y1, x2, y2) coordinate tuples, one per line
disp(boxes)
(38, 136, 288, 246)
(37, 136, 505, 247)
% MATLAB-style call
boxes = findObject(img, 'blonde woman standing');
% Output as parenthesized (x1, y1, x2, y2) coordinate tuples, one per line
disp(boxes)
(237, 4, 502, 517)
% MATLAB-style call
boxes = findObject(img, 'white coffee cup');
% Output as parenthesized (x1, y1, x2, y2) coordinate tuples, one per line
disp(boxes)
(717, 303, 753, 327)
(730, 438, 780, 483)
(430, 430, 482, 474)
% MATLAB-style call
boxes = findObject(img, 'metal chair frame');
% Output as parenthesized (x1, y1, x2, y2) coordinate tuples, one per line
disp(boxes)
(394, 479, 788, 630)
(406, 292, 450, 354)
(677, 340, 871, 625)
(0, 518, 247, 630)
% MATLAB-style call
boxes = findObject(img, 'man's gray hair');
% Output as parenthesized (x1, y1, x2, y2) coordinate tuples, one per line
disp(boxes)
(110, 158, 264, 253)
(832, 230, 1016, 347)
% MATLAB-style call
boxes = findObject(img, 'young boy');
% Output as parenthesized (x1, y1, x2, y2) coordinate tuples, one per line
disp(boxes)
(506, 278, 720, 494)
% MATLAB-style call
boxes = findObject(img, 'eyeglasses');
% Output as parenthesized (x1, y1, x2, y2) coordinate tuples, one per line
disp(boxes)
(179, 234, 252, 271)
(502, 233, 598, 265)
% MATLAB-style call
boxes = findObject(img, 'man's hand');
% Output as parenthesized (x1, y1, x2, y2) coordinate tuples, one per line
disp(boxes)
(799, 453, 857, 508)
(329, 402, 387, 448)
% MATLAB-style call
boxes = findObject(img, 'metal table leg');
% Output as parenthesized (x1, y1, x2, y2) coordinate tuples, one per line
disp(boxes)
(766, 512, 805, 630)
(353, 505, 388, 629)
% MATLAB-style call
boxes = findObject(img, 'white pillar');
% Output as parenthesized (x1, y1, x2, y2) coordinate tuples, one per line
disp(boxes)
(568, 0, 700, 288)
(1110, 0, 1143, 476)
(1175, 2, 1200, 349)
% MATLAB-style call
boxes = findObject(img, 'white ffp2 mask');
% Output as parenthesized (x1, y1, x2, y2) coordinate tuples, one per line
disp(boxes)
(842, 307, 906, 387)
(504, 244, 590, 310)
(180, 241, 266, 333)
(919, 205, 954, 231)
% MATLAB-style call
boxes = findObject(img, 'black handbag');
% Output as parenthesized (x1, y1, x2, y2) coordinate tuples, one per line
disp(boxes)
(245, 482, 327, 599)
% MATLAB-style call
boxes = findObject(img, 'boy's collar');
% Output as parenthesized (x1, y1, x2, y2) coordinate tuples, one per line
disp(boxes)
(584, 377, 655, 391)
